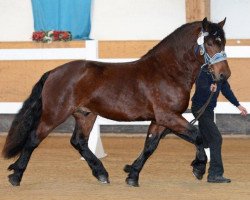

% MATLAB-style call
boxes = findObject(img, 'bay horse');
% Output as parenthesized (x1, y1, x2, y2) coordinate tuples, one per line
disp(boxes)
(2, 17, 230, 187)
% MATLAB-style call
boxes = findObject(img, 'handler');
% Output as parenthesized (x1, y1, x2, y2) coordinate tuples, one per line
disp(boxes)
(191, 65, 248, 183)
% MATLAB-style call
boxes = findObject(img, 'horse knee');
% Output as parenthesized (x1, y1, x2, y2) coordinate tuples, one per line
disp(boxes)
(187, 124, 203, 145)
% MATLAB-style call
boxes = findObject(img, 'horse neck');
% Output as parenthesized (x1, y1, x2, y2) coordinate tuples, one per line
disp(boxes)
(142, 23, 202, 90)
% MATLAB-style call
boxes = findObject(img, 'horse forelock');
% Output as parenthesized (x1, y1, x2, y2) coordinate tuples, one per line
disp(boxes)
(205, 21, 226, 44)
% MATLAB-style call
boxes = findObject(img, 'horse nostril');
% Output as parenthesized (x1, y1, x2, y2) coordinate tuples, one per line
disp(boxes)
(220, 73, 225, 80)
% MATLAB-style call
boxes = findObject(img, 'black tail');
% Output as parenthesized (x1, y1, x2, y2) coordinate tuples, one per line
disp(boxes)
(2, 71, 50, 159)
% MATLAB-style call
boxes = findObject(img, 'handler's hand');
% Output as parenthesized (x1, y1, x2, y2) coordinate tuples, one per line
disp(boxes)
(210, 83, 217, 92)
(237, 105, 248, 116)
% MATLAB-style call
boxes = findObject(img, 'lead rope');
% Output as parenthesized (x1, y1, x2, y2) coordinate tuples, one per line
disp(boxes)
(190, 67, 217, 125)
(190, 90, 215, 125)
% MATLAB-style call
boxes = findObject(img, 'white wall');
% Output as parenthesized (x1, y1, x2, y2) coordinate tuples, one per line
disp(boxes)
(2, 0, 250, 41)
(0, 0, 185, 41)
(0, 0, 34, 41)
(211, 0, 250, 39)
(90, 0, 186, 40)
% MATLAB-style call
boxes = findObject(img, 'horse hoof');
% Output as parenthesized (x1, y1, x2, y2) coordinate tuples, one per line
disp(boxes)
(123, 165, 132, 173)
(8, 174, 20, 186)
(192, 168, 203, 180)
(126, 177, 139, 187)
(97, 175, 110, 184)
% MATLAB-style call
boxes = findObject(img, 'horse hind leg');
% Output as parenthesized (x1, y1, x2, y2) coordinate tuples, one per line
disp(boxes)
(7, 129, 41, 186)
(71, 112, 109, 184)
(7, 109, 72, 186)
(124, 122, 171, 187)
(8, 125, 55, 186)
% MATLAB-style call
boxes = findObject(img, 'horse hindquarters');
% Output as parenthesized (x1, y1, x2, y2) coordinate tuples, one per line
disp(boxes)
(3, 69, 76, 186)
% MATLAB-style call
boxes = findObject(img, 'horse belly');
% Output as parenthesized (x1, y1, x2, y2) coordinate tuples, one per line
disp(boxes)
(85, 88, 154, 122)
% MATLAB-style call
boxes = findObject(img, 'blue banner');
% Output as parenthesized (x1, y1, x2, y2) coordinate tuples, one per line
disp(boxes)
(31, 0, 91, 39)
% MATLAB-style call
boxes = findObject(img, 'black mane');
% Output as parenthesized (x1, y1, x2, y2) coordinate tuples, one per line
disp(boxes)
(142, 21, 200, 58)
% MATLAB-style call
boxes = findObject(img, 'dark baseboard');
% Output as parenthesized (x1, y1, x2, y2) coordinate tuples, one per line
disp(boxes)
(0, 114, 249, 134)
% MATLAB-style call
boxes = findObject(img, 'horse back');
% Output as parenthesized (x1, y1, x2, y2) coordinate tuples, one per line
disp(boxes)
(80, 60, 155, 121)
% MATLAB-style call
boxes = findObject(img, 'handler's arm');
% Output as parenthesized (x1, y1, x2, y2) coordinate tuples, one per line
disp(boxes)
(221, 81, 248, 116)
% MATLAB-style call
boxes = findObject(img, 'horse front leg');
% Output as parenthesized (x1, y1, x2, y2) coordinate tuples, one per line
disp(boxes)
(124, 122, 171, 187)
(173, 124, 207, 180)
(157, 113, 207, 180)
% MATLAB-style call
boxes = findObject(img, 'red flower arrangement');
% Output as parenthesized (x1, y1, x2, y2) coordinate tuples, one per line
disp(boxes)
(32, 30, 72, 43)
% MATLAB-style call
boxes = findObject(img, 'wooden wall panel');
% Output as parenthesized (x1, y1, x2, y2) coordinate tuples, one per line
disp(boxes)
(189, 58, 250, 106)
(0, 60, 72, 101)
(226, 39, 250, 46)
(99, 41, 159, 58)
(1, 58, 249, 102)
(1, 41, 250, 103)
(218, 58, 250, 102)
(186, 0, 210, 22)
(98, 40, 250, 59)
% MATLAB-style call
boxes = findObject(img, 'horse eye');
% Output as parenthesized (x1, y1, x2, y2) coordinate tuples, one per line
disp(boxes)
(207, 41, 213, 46)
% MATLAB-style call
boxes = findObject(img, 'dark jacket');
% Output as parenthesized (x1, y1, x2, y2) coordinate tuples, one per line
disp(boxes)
(191, 66, 239, 110)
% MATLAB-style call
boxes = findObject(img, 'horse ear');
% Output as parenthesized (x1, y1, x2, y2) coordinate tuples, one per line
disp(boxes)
(202, 17, 209, 31)
(218, 17, 226, 28)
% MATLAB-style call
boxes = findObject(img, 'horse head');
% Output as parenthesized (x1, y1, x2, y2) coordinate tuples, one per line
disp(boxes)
(198, 17, 231, 82)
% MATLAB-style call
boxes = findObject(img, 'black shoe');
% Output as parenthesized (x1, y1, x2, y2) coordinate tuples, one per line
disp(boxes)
(207, 176, 231, 183)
